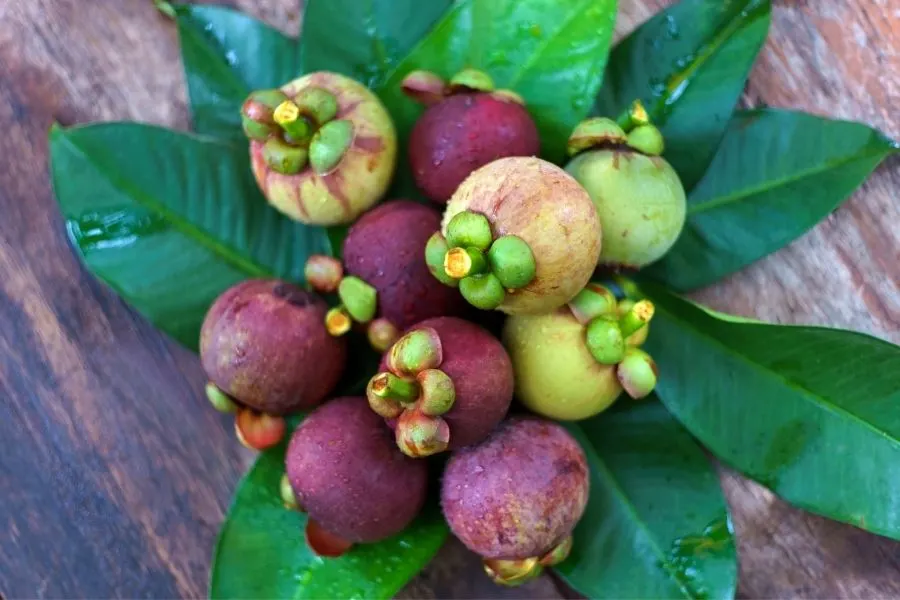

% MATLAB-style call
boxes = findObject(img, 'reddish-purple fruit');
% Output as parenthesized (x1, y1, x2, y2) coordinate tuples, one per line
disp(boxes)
(285, 397, 429, 554)
(403, 68, 539, 203)
(200, 280, 346, 415)
(367, 317, 513, 457)
(342, 200, 467, 332)
(442, 417, 589, 586)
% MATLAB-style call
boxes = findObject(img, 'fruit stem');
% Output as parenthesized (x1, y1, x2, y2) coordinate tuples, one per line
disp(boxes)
(370, 372, 420, 405)
(325, 306, 353, 336)
(273, 100, 314, 143)
(444, 247, 488, 279)
(616, 99, 651, 132)
(619, 299, 655, 338)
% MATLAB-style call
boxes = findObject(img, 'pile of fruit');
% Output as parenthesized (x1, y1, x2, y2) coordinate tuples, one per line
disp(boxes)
(200, 67, 687, 586)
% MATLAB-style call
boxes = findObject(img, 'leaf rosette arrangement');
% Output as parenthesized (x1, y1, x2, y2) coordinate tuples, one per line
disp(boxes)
(49, 0, 900, 598)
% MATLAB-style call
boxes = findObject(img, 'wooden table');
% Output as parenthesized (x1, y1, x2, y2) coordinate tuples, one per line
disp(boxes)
(2, 0, 898, 597)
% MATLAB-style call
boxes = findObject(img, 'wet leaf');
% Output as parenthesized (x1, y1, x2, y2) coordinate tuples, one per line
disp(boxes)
(647, 110, 899, 291)
(210, 432, 447, 600)
(596, 0, 771, 189)
(634, 279, 900, 540)
(559, 400, 737, 599)
(48, 123, 330, 350)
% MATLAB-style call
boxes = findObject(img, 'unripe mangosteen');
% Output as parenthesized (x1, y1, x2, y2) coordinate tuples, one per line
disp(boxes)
(339, 200, 467, 336)
(199, 279, 346, 416)
(502, 284, 658, 421)
(402, 68, 540, 203)
(441, 417, 589, 586)
(242, 72, 397, 226)
(564, 112, 686, 269)
(427, 156, 601, 315)
(285, 397, 429, 555)
(366, 316, 513, 457)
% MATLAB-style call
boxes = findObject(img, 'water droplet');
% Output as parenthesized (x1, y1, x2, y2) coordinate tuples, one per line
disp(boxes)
(225, 49, 239, 67)
(664, 15, 680, 40)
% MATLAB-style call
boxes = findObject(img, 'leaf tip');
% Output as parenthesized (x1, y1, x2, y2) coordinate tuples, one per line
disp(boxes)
(153, 0, 176, 19)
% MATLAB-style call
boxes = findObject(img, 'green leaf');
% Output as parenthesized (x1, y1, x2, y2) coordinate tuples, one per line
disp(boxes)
(377, 0, 618, 171)
(596, 0, 771, 189)
(559, 401, 736, 600)
(634, 279, 900, 540)
(210, 436, 448, 600)
(647, 110, 899, 291)
(171, 4, 299, 139)
(48, 123, 330, 350)
(299, 0, 452, 88)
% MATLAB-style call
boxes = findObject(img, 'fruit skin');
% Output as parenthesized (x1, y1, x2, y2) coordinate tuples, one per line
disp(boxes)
(409, 93, 540, 203)
(441, 417, 589, 560)
(200, 279, 346, 415)
(285, 397, 429, 543)
(565, 149, 686, 269)
(442, 157, 601, 314)
(343, 200, 466, 330)
(379, 317, 514, 450)
(502, 309, 623, 421)
(249, 72, 397, 226)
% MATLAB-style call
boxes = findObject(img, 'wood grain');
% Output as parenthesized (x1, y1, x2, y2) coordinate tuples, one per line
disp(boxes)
(0, 0, 897, 598)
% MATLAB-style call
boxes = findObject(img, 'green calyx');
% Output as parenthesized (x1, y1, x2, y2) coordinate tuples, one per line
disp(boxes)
(429, 211, 537, 312)
(448, 68, 495, 94)
(304, 254, 343, 293)
(585, 315, 626, 365)
(244, 86, 346, 175)
(241, 89, 290, 141)
(567, 117, 627, 156)
(396, 410, 451, 458)
(262, 137, 308, 175)
(337, 276, 377, 323)
(401, 70, 448, 106)
(416, 369, 456, 416)
(568, 283, 618, 324)
(205, 382, 238, 413)
(425, 233, 459, 287)
(365, 367, 457, 421)
(539, 536, 573, 567)
(483, 558, 543, 587)
(627, 124, 665, 156)
(446, 211, 493, 251)
(459, 273, 505, 310)
(309, 119, 354, 174)
(487, 235, 536, 290)
(617, 347, 658, 399)
(279, 474, 300, 511)
(370, 372, 420, 406)
(367, 318, 400, 353)
(387, 328, 444, 375)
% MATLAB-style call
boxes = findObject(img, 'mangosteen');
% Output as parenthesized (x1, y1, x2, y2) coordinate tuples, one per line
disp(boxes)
(426, 156, 601, 314)
(365, 316, 513, 457)
(402, 68, 540, 203)
(241, 72, 397, 226)
(284, 396, 429, 555)
(441, 417, 589, 586)
(199, 280, 346, 419)
(502, 284, 658, 421)
(564, 108, 687, 269)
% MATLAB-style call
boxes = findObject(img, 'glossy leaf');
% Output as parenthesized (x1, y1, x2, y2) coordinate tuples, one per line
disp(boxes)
(170, 3, 299, 139)
(559, 401, 736, 599)
(647, 110, 899, 291)
(378, 0, 618, 170)
(633, 279, 900, 540)
(300, 0, 452, 88)
(48, 123, 330, 350)
(210, 435, 448, 600)
(596, 0, 771, 189)
(171, 1, 452, 140)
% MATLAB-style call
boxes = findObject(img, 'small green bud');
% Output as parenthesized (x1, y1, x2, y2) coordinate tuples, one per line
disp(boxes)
(487, 235, 536, 290)
(337, 276, 377, 323)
